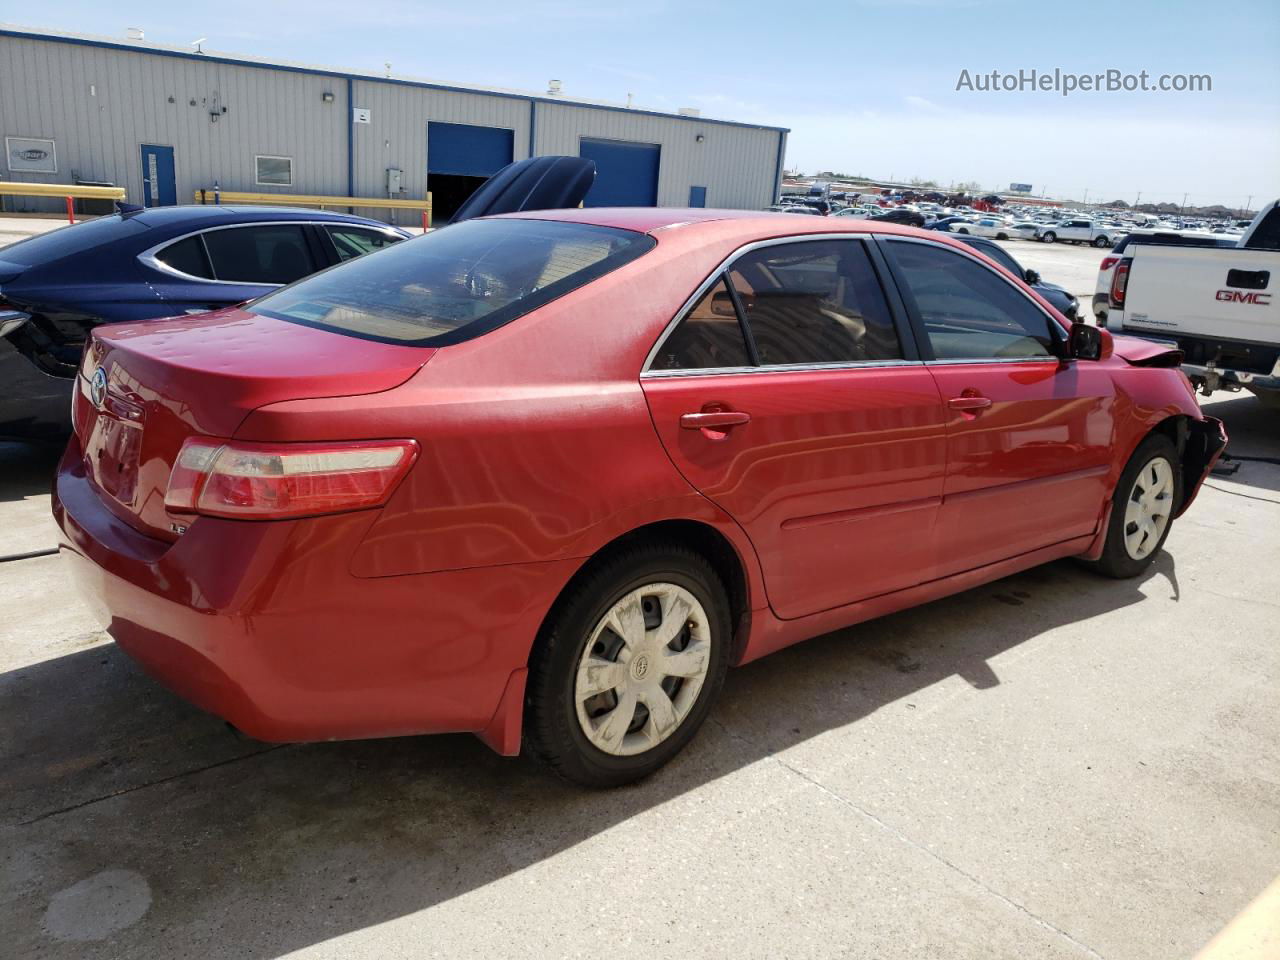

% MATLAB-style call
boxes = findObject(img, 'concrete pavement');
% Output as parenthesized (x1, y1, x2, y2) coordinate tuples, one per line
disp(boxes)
(0, 393, 1276, 959)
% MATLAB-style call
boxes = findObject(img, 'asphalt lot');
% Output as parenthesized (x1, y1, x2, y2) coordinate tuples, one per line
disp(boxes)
(0, 386, 1276, 958)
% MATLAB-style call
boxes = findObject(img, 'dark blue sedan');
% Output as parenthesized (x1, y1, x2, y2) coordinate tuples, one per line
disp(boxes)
(0, 206, 409, 437)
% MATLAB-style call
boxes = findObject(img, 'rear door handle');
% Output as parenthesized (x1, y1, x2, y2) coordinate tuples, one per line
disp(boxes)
(680, 410, 751, 430)
(948, 396, 992, 411)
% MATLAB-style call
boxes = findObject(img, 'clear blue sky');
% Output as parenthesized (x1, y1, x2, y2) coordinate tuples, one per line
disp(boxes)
(11, 0, 1279, 207)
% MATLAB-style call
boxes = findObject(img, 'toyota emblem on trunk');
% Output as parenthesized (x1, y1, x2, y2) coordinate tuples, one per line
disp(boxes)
(90, 368, 108, 408)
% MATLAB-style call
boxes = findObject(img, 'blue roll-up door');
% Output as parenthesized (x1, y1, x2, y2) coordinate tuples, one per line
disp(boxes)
(689, 186, 707, 207)
(427, 122, 514, 177)
(579, 138, 660, 207)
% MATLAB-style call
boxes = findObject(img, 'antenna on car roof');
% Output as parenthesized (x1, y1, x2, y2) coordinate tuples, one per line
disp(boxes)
(115, 200, 145, 218)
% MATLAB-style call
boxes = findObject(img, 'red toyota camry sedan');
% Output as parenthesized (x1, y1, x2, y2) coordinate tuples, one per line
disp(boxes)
(54, 207, 1225, 786)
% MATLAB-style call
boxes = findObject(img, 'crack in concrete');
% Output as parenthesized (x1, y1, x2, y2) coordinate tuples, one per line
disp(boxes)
(708, 716, 1106, 960)
(15, 744, 291, 827)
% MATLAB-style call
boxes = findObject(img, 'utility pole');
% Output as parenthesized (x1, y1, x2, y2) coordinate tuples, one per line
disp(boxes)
(1135, 191, 1141, 208)
(1083, 187, 1088, 205)
(1245, 195, 1253, 217)
(1181, 192, 1188, 215)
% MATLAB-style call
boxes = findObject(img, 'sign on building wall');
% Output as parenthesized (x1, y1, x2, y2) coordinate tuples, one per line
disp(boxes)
(1009, 182, 1033, 193)
(5, 137, 57, 173)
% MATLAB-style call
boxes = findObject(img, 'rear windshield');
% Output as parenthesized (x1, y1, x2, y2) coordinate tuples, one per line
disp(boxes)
(0, 215, 150, 265)
(250, 218, 655, 345)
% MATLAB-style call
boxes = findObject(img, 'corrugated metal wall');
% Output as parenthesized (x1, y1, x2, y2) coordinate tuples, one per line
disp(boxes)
(0, 31, 785, 221)
(535, 102, 781, 209)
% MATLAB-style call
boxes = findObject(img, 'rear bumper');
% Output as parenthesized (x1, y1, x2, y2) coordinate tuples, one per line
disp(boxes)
(52, 436, 578, 748)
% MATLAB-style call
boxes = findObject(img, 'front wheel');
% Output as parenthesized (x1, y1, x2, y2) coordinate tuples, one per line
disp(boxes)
(524, 544, 732, 787)
(1041, 231, 1056, 243)
(1093, 235, 1110, 247)
(956, 227, 970, 234)
(1085, 433, 1182, 578)
(996, 232, 1009, 240)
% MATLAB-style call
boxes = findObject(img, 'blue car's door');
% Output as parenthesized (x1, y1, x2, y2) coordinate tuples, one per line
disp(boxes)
(141, 222, 326, 314)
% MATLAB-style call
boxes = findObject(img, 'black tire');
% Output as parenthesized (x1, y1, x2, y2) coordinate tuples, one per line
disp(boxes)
(1042, 231, 1056, 243)
(1085, 433, 1183, 579)
(524, 544, 732, 788)
(956, 227, 969, 234)
(1093, 235, 1110, 247)
(996, 233, 1008, 240)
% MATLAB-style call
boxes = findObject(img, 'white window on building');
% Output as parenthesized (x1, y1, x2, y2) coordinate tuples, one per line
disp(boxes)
(255, 155, 293, 186)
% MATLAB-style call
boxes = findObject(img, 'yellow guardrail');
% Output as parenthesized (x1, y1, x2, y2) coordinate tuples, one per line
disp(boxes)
(194, 189, 432, 226)
(0, 181, 128, 223)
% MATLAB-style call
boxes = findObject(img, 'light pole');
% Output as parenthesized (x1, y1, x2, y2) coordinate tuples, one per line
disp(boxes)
(1181, 192, 1188, 215)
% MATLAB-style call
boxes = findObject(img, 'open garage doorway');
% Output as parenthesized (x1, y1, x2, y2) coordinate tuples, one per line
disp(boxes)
(427, 122, 514, 223)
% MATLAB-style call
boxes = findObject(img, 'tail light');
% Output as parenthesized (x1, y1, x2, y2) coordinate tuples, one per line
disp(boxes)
(165, 437, 418, 520)
(1099, 256, 1120, 272)
(1110, 259, 1131, 309)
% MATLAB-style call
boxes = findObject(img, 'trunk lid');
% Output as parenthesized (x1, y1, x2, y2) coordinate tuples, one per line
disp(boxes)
(76, 307, 433, 541)
(448, 155, 596, 225)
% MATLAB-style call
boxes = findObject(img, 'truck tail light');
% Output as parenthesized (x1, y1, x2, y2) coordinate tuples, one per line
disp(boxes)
(1110, 259, 1131, 308)
(1099, 256, 1120, 272)
(165, 437, 418, 520)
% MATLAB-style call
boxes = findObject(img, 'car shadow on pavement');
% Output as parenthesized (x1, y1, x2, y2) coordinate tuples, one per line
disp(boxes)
(0, 438, 63, 504)
(1, 552, 1177, 959)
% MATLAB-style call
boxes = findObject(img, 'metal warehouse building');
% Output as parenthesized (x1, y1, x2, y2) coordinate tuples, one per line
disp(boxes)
(0, 26, 788, 224)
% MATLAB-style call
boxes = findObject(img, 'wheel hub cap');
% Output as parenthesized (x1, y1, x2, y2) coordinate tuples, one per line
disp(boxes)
(574, 583, 712, 757)
(1123, 456, 1174, 560)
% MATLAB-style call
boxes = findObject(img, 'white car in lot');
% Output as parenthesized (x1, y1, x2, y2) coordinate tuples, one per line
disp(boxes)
(1039, 218, 1116, 247)
(950, 217, 1013, 240)
(1005, 221, 1042, 240)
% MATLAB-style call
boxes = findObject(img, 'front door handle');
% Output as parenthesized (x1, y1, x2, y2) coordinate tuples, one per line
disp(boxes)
(680, 410, 752, 430)
(948, 396, 992, 411)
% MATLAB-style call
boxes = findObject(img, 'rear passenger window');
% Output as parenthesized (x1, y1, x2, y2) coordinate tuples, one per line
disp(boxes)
(886, 240, 1057, 360)
(202, 225, 316, 284)
(651, 277, 750, 371)
(728, 240, 901, 365)
(155, 236, 212, 279)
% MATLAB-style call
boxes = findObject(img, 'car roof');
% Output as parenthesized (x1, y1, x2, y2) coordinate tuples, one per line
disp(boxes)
(494, 206, 957, 245)
(125, 205, 397, 229)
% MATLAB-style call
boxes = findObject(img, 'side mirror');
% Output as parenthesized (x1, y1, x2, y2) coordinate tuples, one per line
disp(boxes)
(1069, 321, 1113, 361)
(1024, 268, 1041, 284)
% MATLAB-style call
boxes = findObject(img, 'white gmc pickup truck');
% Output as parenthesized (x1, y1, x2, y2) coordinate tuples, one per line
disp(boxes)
(1104, 200, 1280, 403)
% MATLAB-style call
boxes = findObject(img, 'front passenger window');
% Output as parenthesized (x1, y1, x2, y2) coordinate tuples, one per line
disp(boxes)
(886, 240, 1057, 360)
(327, 226, 402, 262)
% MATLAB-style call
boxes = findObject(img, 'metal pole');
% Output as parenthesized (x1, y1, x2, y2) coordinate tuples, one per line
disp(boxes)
(65, 196, 75, 224)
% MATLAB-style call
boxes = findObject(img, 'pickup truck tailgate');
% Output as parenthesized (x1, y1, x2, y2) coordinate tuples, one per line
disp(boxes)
(1123, 246, 1277, 345)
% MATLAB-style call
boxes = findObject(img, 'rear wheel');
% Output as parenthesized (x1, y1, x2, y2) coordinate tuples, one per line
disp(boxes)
(1093, 235, 1110, 247)
(996, 232, 1009, 240)
(1042, 231, 1056, 243)
(956, 227, 969, 234)
(524, 544, 731, 787)
(1086, 434, 1182, 578)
